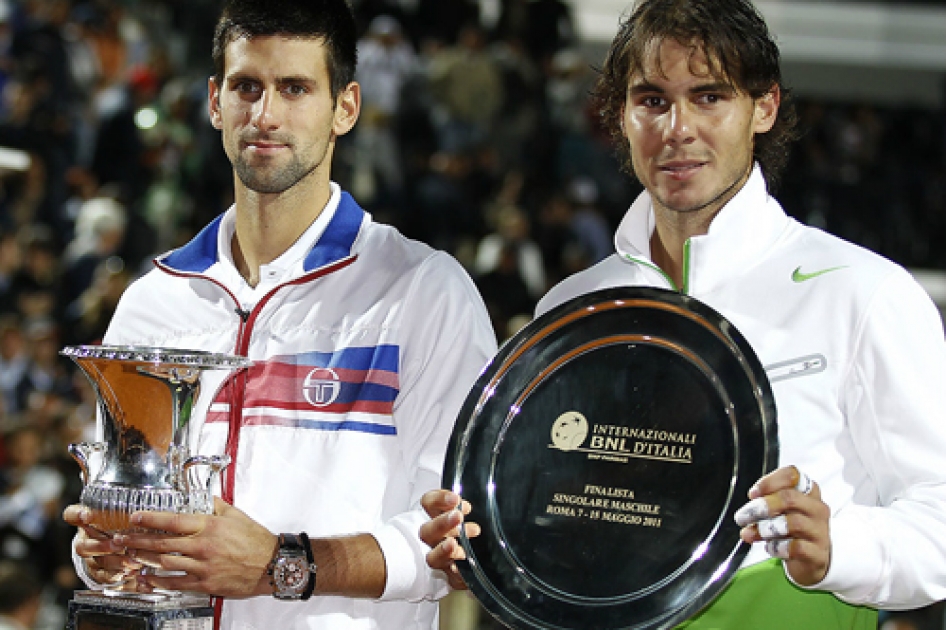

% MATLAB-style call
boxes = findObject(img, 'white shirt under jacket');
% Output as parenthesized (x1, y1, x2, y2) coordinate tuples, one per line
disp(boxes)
(76, 184, 497, 629)
(537, 166, 946, 610)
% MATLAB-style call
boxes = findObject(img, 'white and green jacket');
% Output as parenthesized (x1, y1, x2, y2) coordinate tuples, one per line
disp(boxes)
(538, 166, 946, 623)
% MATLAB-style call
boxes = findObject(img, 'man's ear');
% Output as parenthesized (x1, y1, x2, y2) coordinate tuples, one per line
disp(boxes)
(333, 81, 361, 137)
(753, 85, 780, 134)
(208, 77, 223, 130)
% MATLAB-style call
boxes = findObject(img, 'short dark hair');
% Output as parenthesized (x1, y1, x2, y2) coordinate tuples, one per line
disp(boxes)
(212, 0, 358, 99)
(593, 0, 799, 192)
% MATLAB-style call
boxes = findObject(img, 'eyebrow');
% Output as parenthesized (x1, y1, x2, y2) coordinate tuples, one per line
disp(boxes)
(226, 72, 316, 85)
(627, 80, 737, 96)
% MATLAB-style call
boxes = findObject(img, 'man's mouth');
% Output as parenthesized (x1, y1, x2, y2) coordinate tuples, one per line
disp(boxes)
(659, 161, 706, 180)
(244, 142, 288, 158)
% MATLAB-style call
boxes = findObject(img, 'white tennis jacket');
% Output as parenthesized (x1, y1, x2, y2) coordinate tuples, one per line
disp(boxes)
(538, 166, 946, 610)
(77, 185, 497, 630)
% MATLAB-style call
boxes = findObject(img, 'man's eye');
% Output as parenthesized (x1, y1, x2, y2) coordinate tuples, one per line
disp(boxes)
(641, 97, 664, 108)
(284, 84, 307, 96)
(235, 82, 259, 94)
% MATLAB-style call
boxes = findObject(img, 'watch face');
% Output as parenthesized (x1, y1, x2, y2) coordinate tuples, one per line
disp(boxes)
(275, 557, 307, 592)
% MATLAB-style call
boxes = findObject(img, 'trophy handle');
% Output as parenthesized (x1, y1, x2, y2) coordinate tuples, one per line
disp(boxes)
(181, 454, 230, 514)
(68, 442, 107, 485)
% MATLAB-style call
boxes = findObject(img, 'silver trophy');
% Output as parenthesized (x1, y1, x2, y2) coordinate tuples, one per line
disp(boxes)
(63, 345, 252, 630)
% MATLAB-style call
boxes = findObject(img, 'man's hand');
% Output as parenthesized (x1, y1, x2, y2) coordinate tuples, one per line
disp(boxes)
(113, 497, 277, 598)
(419, 489, 480, 591)
(735, 466, 831, 586)
(63, 504, 143, 589)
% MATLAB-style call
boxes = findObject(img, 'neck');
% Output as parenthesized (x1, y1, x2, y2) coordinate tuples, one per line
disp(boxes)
(649, 166, 754, 289)
(231, 179, 332, 287)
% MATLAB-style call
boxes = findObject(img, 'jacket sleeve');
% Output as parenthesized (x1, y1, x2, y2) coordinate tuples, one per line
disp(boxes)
(371, 251, 497, 602)
(806, 267, 946, 609)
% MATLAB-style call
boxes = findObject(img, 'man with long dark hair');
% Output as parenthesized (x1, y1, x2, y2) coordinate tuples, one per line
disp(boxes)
(422, 1, 946, 627)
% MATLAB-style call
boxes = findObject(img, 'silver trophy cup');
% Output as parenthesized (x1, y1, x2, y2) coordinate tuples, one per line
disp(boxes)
(63, 345, 252, 630)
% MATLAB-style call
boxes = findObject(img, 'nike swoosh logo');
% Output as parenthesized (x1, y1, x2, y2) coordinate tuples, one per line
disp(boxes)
(792, 265, 848, 283)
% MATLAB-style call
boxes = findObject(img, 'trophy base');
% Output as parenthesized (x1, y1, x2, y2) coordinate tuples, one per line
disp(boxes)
(67, 590, 213, 630)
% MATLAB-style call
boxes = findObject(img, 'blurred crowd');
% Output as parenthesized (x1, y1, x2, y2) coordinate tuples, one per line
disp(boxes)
(0, 0, 942, 627)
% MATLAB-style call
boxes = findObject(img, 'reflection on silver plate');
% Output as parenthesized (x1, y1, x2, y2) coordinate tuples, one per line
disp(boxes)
(443, 287, 777, 629)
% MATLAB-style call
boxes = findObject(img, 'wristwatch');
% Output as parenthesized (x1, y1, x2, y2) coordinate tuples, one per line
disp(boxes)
(269, 533, 317, 600)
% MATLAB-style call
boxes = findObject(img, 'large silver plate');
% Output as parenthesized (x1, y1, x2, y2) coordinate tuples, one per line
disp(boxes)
(443, 287, 778, 629)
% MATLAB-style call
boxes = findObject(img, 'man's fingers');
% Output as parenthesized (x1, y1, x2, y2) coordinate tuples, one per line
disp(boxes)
(756, 514, 790, 539)
(114, 530, 202, 558)
(63, 504, 91, 527)
(735, 480, 822, 527)
(420, 508, 462, 547)
(426, 537, 470, 591)
(128, 510, 206, 536)
(421, 489, 461, 518)
(463, 521, 481, 539)
(444, 563, 468, 591)
(734, 496, 771, 526)
(427, 536, 467, 570)
(748, 466, 815, 500)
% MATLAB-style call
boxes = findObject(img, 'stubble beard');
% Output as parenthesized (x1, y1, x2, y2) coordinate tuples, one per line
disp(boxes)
(233, 153, 317, 195)
(649, 160, 753, 217)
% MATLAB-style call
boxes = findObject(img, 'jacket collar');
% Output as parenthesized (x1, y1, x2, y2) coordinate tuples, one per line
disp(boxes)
(157, 190, 366, 276)
(614, 165, 791, 294)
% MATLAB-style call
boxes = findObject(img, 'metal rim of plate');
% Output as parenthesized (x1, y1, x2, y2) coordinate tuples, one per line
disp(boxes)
(443, 286, 778, 630)
(61, 345, 253, 369)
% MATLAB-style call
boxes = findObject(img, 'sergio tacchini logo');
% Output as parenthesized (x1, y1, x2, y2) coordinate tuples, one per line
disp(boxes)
(792, 265, 848, 283)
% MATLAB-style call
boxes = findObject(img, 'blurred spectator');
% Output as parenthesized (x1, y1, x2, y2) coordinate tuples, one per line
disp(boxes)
(546, 48, 595, 177)
(8, 225, 59, 328)
(0, 423, 65, 576)
(413, 0, 479, 46)
(534, 189, 581, 286)
(0, 559, 42, 630)
(62, 255, 130, 346)
(427, 22, 504, 153)
(139, 78, 199, 253)
(414, 147, 495, 251)
(90, 63, 159, 206)
(0, 315, 28, 415)
(354, 15, 419, 206)
(488, 34, 542, 172)
(524, 0, 576, 66)
(567, 176, 613, 265)
(475, 240, 535, 341)
(0, 229, 20, 316)
(475, 203, 546, 300)
(20, 319, 73, 414)
(60, 195, 126, 312)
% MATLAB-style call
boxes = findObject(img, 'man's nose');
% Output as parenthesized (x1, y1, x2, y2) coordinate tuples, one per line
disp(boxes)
(664, 102, 695, 145)
(251, 89, 281, 130)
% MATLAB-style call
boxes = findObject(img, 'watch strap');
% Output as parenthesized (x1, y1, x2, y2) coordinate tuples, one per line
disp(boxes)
(299, 532, 316, 601)
(280, 533, 305, 555)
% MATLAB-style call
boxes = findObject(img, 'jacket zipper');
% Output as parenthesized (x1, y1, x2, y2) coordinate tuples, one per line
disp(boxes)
(158, 256, 358, 630)
(622, 237, 693, 294)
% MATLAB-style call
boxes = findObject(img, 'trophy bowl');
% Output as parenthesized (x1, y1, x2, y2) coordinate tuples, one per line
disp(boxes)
(63, 345, 252, 536)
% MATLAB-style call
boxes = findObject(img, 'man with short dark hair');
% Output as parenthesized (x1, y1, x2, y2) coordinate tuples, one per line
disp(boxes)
(64, 1, 496, 628)
(421, 1, 946, 627)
